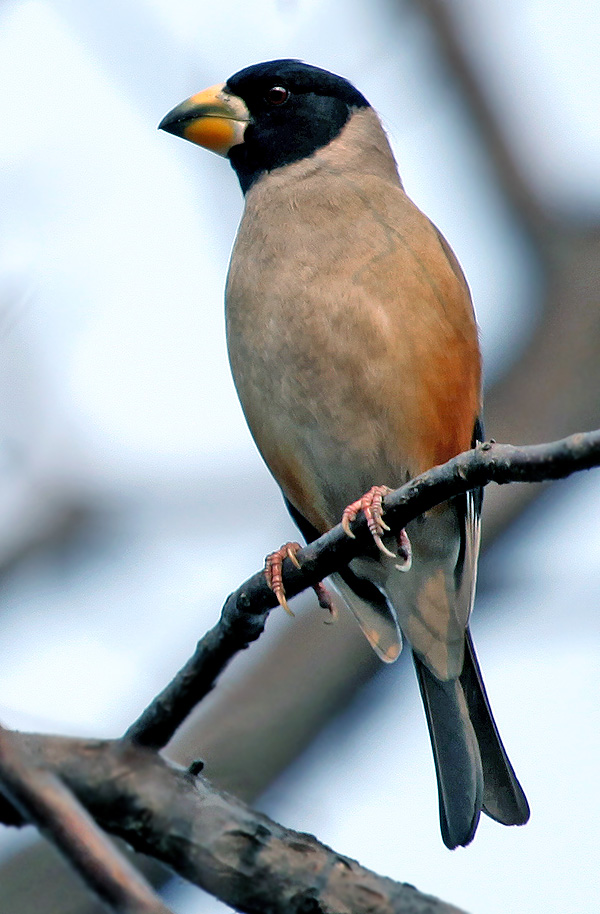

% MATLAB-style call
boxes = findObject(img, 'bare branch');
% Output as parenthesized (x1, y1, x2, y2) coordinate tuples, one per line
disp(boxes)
(125, 598, 271, 749)
(2, 432, 599, 912)
(0, 726, 172, 914)
(0, 731, 466, 914)
(127, 429, 600, 750)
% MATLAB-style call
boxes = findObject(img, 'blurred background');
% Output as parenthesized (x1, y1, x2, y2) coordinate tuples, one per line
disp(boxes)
(0, 1, 599, 912)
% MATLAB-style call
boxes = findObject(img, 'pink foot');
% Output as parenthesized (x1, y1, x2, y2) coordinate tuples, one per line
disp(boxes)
(341, 485, 412, 570)
(264, 542, 335, 618)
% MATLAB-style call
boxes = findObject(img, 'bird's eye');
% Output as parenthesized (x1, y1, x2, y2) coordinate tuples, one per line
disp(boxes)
(265, 85, 289, 106)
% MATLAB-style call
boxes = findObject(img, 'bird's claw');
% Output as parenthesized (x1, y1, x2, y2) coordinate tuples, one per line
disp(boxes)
(342, 485, 412, 567)
(341, 485, 396, 557)
(264, 542, 335, 618)
(265, 542, 300, 615)
(395, 527, 412, 572)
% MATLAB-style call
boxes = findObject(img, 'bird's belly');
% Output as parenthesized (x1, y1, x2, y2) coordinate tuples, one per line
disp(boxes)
(227, 304, 411, 531)
(224, 173, 481, 532)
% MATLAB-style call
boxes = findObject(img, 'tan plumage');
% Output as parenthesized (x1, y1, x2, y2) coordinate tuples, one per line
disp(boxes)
(226, 106, 480, 677)
(159, 59, 529, 849)
(227, 108, 481, 496)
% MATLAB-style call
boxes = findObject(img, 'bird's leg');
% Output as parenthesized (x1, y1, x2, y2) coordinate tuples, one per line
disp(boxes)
(264, 542, 335, 618)
(342, 484, 412, 570)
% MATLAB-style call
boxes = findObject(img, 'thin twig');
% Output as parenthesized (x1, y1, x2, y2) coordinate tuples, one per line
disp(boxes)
(0, 726, 172, 914)
(126, 429, 600, 749)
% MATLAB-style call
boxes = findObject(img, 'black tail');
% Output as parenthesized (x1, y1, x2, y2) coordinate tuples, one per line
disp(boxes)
(414, 652, 483, 848)
(460, 630, 530, 826)
(414, 630, 529, 849)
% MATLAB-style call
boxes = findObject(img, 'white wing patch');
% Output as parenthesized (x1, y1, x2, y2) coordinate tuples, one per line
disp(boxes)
(461, 488, 482, 623)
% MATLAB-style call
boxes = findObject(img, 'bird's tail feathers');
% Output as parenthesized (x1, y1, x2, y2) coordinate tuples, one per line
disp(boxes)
(460, 631, 530, 826)
(414, 651, 483, 849)
(415, 632, 529, 849)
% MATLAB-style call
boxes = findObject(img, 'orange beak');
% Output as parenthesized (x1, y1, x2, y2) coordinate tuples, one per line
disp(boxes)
(158, 83, 250, 156)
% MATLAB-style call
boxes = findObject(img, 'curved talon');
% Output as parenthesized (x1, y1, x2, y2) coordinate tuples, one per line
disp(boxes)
(341, 510, 357, 539)
(342, 485, 397, 558)
(287, 545, 301, 569)
(277, 591, 295, 616)
(264, 542, 300, 616)
(371, 533, 397, 559)
(264, 541, 335, 619)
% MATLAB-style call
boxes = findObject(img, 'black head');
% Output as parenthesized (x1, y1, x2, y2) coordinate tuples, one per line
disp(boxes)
(225, 60, 370, 193)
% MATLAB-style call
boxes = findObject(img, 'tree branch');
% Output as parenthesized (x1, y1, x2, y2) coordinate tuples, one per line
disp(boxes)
(126, 429, 600, 750)
(0, 726, 172, 914)
(2, 430, 599, 914)
(0, 732, 465, 914)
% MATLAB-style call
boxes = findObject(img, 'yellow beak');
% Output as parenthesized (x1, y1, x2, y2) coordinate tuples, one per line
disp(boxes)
(158, 83, 250, 156)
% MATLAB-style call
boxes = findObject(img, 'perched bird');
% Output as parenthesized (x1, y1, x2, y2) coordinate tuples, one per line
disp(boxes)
(159, 60, 529, 848)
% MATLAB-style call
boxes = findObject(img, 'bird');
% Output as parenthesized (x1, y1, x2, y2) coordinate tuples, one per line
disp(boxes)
(159, 59, 530, 849)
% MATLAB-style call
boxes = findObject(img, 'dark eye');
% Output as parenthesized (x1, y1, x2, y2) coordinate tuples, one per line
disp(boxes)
(265, 85, 289, 106)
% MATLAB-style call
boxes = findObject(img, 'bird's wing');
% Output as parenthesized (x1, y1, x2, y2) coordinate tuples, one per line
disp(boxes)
(331, 568, 402, 664)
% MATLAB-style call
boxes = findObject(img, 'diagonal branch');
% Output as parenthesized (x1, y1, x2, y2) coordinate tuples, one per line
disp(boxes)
(2, 431, 599, 914)
(0, 731, 466, 914)
(0, 726, 172, 914)
(126, 429, 600, 750)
